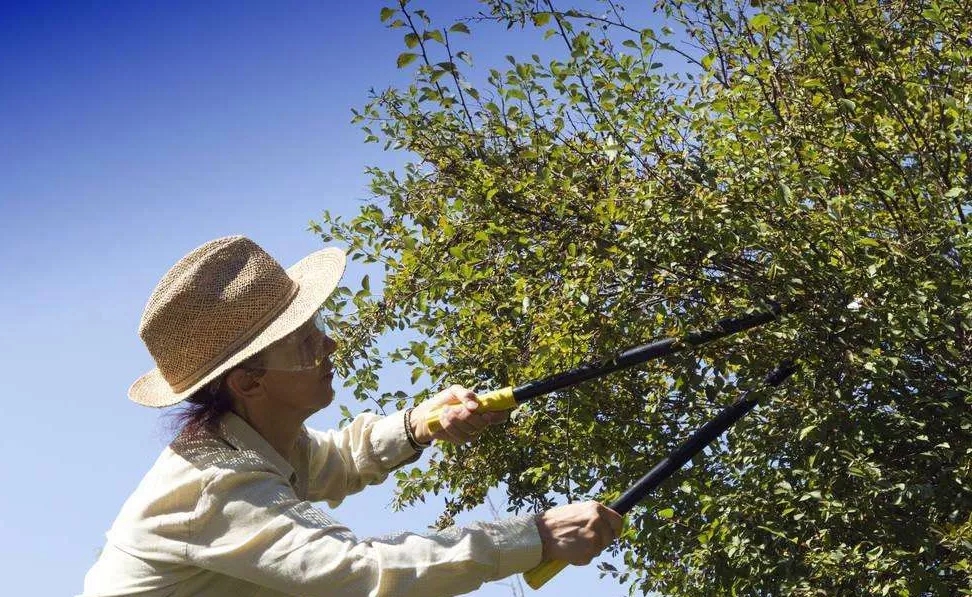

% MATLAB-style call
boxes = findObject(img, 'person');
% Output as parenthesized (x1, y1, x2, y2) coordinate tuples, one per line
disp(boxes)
(81, 235, 622, 597)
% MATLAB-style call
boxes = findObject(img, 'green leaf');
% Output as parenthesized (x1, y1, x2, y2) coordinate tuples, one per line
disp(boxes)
(449, 22, 470, 34)
(658, 508, 675, 519)
(750, 13, 771, 29)
(423, 29, 444, 44)
(404, 33, 419, 49)
(379, 7, 395, 22)
(396, 52, 418, 68)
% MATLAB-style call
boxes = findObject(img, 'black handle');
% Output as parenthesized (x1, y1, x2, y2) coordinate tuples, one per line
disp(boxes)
(512, 305, 784, 403)
(610, 362, 797, 515)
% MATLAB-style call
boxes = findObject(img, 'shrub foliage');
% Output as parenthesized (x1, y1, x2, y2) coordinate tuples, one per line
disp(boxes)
(313, 1, 970, 594)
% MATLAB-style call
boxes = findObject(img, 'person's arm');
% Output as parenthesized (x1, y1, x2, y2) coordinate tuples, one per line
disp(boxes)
(305, 385, 508, 505)
(303, 409, 419, 506)
(191, 463, 543, 597)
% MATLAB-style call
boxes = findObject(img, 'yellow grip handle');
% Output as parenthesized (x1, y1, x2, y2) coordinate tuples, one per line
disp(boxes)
(523, 559, 569, 589)
(425, 386, 517, 433)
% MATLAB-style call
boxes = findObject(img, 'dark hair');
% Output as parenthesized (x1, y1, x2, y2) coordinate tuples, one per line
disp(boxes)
(170, 356, 265, 437)
(172, 381, 235, 437)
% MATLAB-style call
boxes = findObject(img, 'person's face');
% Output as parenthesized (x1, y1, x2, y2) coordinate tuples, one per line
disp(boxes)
(257, 314, 338, 415)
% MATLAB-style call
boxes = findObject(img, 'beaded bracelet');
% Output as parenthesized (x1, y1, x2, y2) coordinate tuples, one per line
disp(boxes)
(403, 408, 432, 452)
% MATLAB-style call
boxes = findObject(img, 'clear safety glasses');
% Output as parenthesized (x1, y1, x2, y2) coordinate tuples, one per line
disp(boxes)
(259, 309, 332, 372)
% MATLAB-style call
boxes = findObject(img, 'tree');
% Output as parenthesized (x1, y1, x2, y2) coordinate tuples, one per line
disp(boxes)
(312, 1, 971, 594)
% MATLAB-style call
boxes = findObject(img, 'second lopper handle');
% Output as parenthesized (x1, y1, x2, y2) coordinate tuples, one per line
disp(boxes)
(425, 386, 517, 433)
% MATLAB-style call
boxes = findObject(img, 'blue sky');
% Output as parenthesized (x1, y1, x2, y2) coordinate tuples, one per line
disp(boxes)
(0, 2, 650, 595)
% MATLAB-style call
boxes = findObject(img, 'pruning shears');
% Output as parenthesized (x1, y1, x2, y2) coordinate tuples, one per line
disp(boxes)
(423, 303, 798, 588)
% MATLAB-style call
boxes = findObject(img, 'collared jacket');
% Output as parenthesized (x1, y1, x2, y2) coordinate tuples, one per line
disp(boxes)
(81, 410, 542, 596)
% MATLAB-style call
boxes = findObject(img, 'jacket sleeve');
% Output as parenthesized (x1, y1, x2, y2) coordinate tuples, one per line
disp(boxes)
(190, 464, 543, 597)
(303, 410, 420, 506)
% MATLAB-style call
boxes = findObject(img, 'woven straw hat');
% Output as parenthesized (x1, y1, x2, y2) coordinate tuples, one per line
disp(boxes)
(129, 235, 346, 407)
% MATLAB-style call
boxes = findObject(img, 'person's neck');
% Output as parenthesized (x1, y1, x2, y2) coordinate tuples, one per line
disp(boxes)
(235, 405, 308, 463)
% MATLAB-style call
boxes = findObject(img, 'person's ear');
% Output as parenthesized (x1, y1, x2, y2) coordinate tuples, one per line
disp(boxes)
(224, 367, 264, 402)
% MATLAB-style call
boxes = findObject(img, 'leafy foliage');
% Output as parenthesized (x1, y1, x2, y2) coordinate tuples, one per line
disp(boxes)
(313, 1, 971, 594)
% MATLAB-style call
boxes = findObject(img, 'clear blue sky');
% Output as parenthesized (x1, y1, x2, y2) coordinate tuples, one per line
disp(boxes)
(0, 2, 642, 595)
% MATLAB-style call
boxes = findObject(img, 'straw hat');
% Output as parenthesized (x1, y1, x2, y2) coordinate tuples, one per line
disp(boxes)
(128, 235, 346, 407)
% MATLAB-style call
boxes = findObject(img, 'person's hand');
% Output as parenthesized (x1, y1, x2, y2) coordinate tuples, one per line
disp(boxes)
(535, 501, 624, 565)
(410, 385, 509, 445)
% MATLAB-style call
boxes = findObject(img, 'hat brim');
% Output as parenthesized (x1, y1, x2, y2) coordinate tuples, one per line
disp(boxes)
(128, 247, 347, 408)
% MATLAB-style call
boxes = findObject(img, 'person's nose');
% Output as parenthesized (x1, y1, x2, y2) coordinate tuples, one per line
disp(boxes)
(323, 334, 338, 355)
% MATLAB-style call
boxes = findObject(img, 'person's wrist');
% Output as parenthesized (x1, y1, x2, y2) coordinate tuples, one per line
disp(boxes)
(535, 512, 552, 561)
(404, 407, 432, 451)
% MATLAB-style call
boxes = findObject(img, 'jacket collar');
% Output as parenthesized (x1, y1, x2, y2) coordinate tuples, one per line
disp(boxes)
(219, 411, 297, 483)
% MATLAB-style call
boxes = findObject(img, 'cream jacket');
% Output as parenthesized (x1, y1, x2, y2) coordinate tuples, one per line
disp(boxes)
(81, 410, 542, 596)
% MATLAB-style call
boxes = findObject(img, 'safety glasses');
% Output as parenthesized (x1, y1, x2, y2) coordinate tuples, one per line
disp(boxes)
(259, 309, 332, 372)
